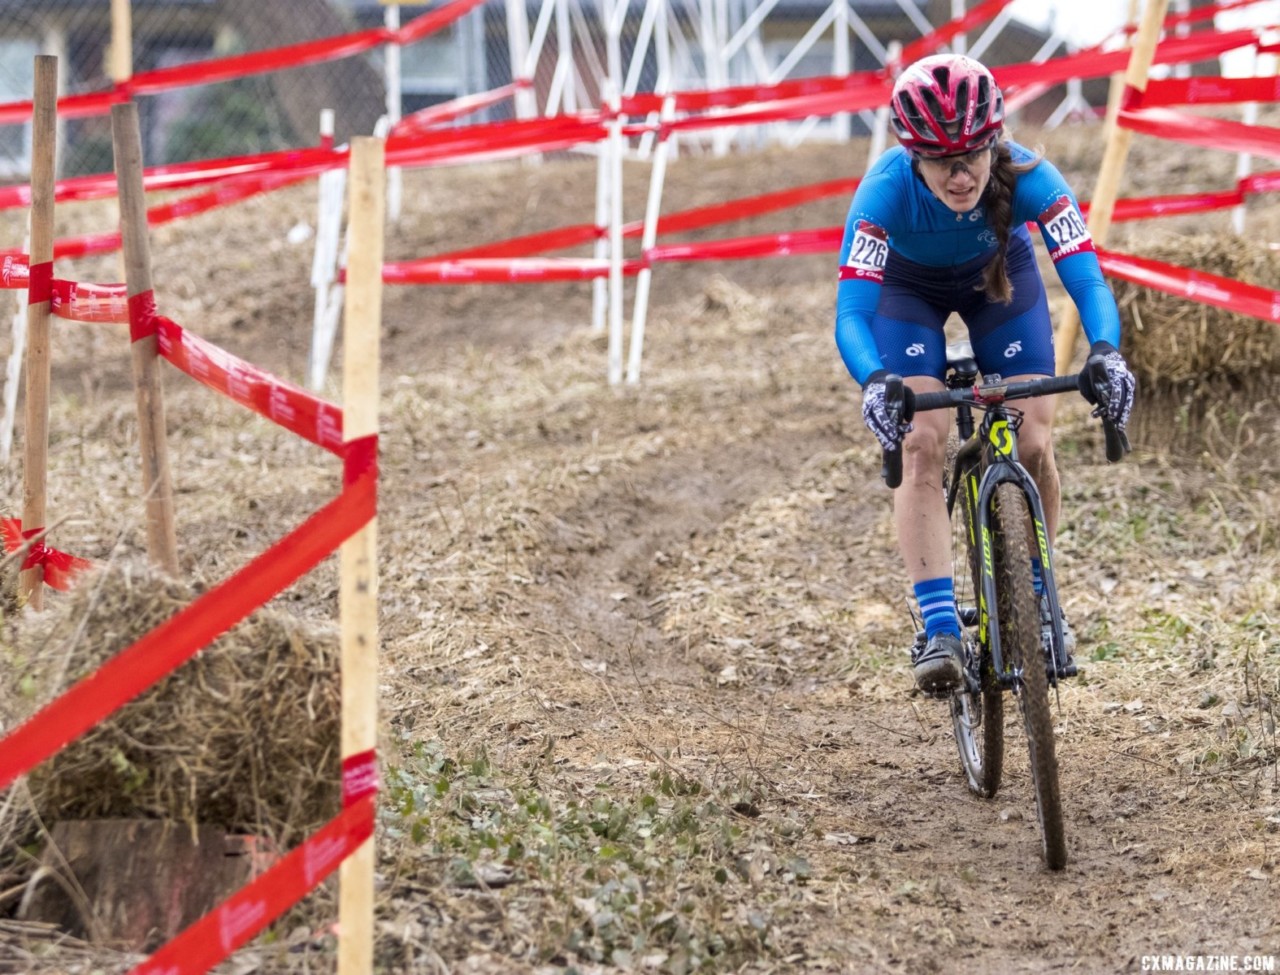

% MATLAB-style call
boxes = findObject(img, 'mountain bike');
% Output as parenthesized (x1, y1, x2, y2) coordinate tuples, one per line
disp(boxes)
(880, 347, 1128, 870)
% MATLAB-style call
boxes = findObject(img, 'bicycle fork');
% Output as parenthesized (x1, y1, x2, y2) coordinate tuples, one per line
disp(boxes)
(966, 431, 1076, 688)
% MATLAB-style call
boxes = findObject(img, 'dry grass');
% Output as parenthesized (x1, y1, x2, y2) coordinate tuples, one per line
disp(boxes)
(0, 559, 342, 852)
(1113, 232, 1280, 456)
(0, 129, 1276, 973)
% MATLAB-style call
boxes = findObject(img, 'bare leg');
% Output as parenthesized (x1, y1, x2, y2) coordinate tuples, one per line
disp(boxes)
(893, 377, 951, 583)
(893, 374, 1061, 574)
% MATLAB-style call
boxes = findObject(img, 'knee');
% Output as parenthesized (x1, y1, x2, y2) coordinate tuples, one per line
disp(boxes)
(902, 422, 947, 480)
(1018, 425, 1054, 476)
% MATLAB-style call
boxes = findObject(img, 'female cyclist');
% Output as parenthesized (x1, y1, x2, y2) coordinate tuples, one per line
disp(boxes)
(835, 54, 1136, 693)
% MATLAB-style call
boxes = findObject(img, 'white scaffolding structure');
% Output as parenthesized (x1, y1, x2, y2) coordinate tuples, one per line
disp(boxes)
(483, 0, 1088, 153)
(317, 1, 1088, 389)
(481, 0, 1083, 382)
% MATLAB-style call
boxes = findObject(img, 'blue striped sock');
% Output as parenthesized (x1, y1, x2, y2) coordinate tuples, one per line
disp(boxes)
(914, 577, 960, 639)
(1031, 558, 1045, 597)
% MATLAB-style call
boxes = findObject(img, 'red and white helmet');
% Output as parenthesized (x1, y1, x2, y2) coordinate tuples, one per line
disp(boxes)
(890, 54, 1004, 158)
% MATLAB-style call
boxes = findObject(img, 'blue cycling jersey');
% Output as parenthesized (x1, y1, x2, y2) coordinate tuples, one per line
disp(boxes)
(835, 142, 1121, 386)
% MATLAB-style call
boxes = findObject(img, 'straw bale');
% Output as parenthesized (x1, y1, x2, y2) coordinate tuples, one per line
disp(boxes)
(0, 561, 341, 848)
(1112, 232, 1280, 453)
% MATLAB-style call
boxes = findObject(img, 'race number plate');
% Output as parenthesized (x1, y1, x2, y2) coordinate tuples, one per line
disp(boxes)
(1039, 196, 1095, 263)
(841, 220, 888, 283)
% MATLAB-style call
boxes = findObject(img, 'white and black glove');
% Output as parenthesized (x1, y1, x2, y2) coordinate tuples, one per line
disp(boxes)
(862, 370, 914, 451)
(1078, 341, 1136, 429)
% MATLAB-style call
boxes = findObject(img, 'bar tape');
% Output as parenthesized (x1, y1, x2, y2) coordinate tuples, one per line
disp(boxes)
(129, 796, 375, 975)
(0, 520, 94, 590)
(0, 457, 376, 794)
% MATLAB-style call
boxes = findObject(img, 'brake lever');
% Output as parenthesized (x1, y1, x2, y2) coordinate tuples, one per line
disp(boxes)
(881, 375, 904, 489)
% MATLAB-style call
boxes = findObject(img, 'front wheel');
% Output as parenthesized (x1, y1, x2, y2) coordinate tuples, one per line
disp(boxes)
(992, 482, 1066, 870)
(946, 453, 1003, 798)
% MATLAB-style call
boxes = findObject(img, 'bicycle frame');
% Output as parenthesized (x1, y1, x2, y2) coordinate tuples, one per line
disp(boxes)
(948, 404, 1074, 688)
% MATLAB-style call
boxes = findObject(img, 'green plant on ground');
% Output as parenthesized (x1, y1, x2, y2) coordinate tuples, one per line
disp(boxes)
(382, 739, 802, 971)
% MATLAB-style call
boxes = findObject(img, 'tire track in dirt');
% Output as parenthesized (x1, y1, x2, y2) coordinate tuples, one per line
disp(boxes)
(506, 394, 1278, 972)
(526, 420, 856, 678)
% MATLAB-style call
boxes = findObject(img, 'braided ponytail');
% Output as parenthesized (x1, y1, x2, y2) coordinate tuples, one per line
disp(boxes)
(979, 140, 1042, 304)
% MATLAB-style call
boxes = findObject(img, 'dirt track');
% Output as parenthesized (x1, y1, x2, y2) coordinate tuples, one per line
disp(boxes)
(0, 127, 1277, 973)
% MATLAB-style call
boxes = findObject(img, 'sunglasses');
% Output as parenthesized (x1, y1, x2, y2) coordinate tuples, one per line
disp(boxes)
(914, 147, 994, 171)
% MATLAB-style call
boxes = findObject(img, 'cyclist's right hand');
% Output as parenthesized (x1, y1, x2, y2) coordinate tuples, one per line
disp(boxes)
(862, 370, 915, 451)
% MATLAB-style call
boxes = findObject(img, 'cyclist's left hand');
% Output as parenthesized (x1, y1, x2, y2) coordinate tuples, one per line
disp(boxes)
(1079, 341, 1136, 428)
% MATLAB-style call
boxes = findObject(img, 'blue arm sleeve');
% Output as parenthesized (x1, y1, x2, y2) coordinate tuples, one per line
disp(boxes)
(834, 176, 896, 387)
(1052, 251, 1122, 349)
(836, 276, 885, 387)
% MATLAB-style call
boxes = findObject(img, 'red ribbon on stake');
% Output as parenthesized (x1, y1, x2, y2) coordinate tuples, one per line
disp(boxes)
(128, 797, 376, 975)
(0, 520, 94, 591)
(0, 437, 376, 793)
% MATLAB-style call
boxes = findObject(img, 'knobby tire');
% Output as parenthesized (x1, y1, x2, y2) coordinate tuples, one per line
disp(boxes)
(947, 455, 1003, 798)
(992, 482, 1067, 870)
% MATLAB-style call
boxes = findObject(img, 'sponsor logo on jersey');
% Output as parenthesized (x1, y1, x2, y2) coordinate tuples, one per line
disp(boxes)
(839, 220, 889, 283)
(1039, 195, 1095, 263)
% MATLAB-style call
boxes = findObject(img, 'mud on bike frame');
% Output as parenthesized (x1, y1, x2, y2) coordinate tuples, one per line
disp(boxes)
(877, 352, 1129, 685)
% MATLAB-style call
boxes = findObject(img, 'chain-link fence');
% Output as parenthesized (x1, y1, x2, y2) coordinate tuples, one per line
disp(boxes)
(0, 1, 1087, 182)
(0, 0, 399, 178)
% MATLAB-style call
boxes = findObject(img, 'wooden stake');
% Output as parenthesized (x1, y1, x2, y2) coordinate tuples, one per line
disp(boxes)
(109, 0, 133, 85)
(1104, 0, 1144, 124)
(112, 103, 179, 575)
(338, 136, 384, 975)
(1053, 0, 1170, 376)
(20, 56, 59, 610)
